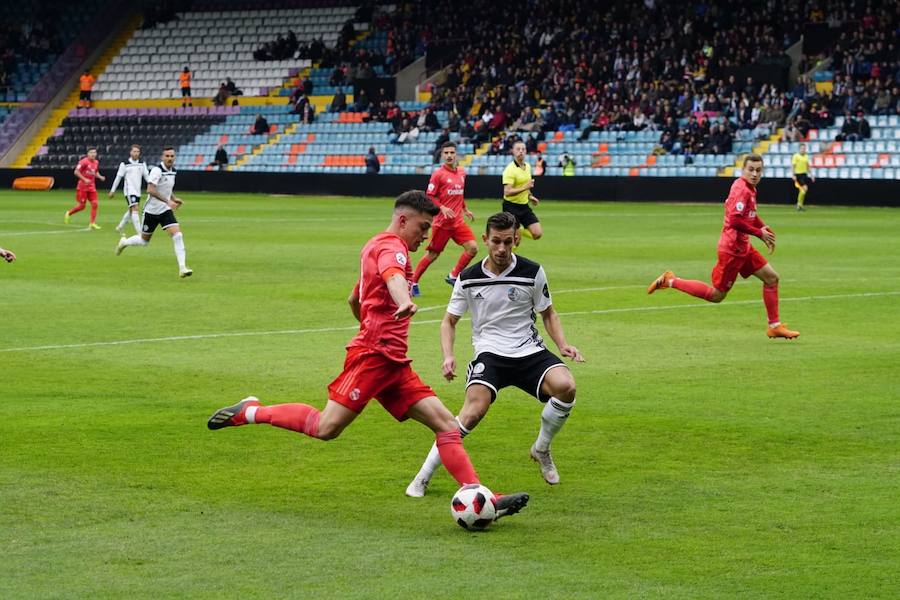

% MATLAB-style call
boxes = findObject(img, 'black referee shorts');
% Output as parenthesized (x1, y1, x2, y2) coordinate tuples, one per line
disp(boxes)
(502, 200, 540, 228)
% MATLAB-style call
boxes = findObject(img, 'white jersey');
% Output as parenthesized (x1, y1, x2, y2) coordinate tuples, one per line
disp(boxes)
(110, 158, 149, 197)
(144, 162, 177, 215)
(447, 254, 552, 359)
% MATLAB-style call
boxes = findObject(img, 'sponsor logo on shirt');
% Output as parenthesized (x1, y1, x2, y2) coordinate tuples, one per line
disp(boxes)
(542, 283, 550, 299)
(474, 292, 484, 299)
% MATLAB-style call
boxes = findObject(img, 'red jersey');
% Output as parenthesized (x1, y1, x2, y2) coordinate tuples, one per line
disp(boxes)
(75, 157, 99, 191)
(717, 177, 767, 256)
(426, 164, 466, 229)
(347, 232, 414, 363)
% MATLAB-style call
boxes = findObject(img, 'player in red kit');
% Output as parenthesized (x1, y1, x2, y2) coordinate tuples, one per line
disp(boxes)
(65, 147, 105, 230)
(647, 154, 799, 339)
(207, 190, 528, 521)
(411, 141, 476, 296)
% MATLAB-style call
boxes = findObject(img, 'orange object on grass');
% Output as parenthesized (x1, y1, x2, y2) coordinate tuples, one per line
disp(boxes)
(13, 176, 55, 191)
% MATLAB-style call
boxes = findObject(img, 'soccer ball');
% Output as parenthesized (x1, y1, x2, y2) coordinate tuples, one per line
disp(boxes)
(450, 483, 496, 530)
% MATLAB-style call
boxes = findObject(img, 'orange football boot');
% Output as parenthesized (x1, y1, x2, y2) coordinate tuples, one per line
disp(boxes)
(767, 324, 800, 339)
(647, 270, 675, 294)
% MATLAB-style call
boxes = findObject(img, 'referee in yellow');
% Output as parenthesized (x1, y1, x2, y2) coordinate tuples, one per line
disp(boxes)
(502, 139, 542, 240)
(792, 143, 814, 212)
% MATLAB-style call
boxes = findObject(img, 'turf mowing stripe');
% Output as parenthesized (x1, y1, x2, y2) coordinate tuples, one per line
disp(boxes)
(2, 290, 897, 354)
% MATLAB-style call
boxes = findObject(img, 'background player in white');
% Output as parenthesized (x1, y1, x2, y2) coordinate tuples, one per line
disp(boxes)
(116, 147, 192, 278)
(109, 144, 149, 235)
(406, 211, 584, 497)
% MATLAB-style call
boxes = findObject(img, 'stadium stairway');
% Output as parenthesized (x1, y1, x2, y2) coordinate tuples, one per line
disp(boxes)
(11, 14, 143, 169)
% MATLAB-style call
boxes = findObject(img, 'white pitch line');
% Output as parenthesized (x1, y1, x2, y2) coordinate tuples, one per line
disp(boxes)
(2, 290, 897, 354)
(1, 228, 88, 237)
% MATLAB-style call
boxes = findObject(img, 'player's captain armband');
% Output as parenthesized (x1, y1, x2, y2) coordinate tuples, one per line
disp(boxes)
(381, 267, 405, 283)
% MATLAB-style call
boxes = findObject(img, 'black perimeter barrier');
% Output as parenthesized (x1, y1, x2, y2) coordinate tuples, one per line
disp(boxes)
(2, 169, 898, 207)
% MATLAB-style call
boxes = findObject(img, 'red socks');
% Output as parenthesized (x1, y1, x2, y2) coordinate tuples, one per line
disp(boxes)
(89, 200, 98, 224)
(436, 429, 480, 486)
(672, 278, 715, 301)
(763, 283, 779, 326)
(412, 254, 434, 283)
(254, 404, 321, 438)
(68, 203, 85, 216)
(450, 251, 474, 278)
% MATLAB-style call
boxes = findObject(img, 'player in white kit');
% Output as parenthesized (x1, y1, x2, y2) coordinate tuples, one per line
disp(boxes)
(405, 211, 583, 497)
(115, 147, 192, 278)
(109, 144, 149, 235)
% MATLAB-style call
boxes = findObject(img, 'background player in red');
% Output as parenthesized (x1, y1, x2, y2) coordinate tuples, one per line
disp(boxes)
(65, 147, 105, 230)
(207, 190, 528, 520)
(647, 154, 799, 339)
(411, 141, 476, 296)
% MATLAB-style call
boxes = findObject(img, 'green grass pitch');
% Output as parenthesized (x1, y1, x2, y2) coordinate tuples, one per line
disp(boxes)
(1, 190, 898, 598)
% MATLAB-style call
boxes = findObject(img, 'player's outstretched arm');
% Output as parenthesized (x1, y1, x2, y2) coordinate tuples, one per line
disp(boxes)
(440, 312, 461, 380)
(0, 247, 16, 263)
(540, 305, 585, 362)
(385, 273, 417, 320)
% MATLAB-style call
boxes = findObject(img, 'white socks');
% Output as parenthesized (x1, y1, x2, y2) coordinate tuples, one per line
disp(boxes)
(172, 232, 186, 269)
(131, 211, 141, 233)
(123, 234, 148, 247)
(534, 397, 575, 452)
(117, 210, 130, 231)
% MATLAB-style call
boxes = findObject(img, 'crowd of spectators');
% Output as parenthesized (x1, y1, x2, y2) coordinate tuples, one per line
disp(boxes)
(367, 0, 896, 156)
(0, 9, 64, 98)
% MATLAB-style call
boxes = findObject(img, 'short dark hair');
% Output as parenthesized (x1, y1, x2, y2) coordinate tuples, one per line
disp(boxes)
(485, 211, 518, 235)
(130, 144, 141, 151)
(743, 153, 763, 166)
(163, 146, 175, 153)
(86, 146, 97, 152)
(395, 190, 439, 216)
(440, 141, 457, 150)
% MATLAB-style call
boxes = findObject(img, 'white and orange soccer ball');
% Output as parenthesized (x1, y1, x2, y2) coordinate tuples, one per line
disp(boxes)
(450, 483, 496, 530)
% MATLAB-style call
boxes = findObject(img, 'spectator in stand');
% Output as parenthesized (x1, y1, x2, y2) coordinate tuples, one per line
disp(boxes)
(300, 101, 316, 124)
(417, 107, 441, 132)
(330, 66, 346, 87)
(302, 75, 314, 96)
(350, 89, 370, 112)
(208, 145, 228, 170)
(78, 70, 95, 109)
(534, 152, 547, 177)
(432, 128, 451, 163)
(558, 152, 576, 176)
(225, 78, 243, 97)
(179, 66, 192, 108)
(252, 114, 270, 135)
(365, 146, 380, 174)
(213, 83, 230, 107)
(331, 88, 347, 112)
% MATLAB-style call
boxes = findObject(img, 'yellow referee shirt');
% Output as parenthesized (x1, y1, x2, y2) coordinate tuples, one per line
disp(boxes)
(792, 153, 810, 175)
(502, 160, 532, 204)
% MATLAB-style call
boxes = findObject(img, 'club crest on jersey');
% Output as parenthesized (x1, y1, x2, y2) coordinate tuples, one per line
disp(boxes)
(395, 252, 407, 266)
(507, 287, 520, 301)
(349, 388, 361, 401)
(736, 201, 745, 211)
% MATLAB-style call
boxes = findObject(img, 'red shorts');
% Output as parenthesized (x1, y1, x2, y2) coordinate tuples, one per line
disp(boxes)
(711, 246, 768, 292)
(426, 221, 475, 254)
(76, 188, 98, 203)
(327, 347, 435, 421)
